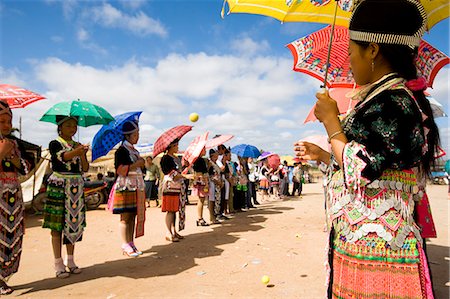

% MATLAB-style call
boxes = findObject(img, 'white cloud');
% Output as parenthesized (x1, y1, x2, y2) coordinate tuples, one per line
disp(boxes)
(275, 119, 297, 128)
(280, 131, 293, 139)
(0, 67, 27, 86)
(77, 28, 89, 42)
(89, 3, 167, 37)
(230, 37, 270, 56)
(16, 44, 447, 157)
(119, 0, 147, 10)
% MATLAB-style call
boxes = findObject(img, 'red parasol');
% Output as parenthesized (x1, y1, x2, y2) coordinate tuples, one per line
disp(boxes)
(267, 154, 281, 169)
(205, 134, 234, 149)
(0, 84, 46, 108)
(287, 25, 449, 88)
(304, 87, 358, 123)
(182, 132, 209, 173)
(153, 125, 193, 157)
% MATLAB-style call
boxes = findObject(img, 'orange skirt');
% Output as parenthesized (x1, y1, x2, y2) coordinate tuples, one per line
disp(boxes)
(161, 193, 180, 212)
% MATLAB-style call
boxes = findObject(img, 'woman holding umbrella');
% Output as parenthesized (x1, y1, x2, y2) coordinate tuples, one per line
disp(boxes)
(108, 120, 146, 257)
(160, 139, 185, 242)
(192, 147, 210, 226)
(0, 101, 34, 295)
(295, 0, 438, 297)
(42, 116, 89, 278)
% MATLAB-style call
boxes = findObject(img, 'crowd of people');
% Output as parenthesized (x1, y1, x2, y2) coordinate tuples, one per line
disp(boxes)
(0, 0, 443, 297)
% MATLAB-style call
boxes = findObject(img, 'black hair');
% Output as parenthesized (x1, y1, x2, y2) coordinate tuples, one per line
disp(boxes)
(354, 41, 440, 176)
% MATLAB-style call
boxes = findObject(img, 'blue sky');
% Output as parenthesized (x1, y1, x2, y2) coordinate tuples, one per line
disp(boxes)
(1, 0, 449, 159)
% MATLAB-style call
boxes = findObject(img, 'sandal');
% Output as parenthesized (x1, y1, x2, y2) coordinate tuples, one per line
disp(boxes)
(174, 233, 184, 239)
(130, 242, 143, 255)
(121, 244, 139, 258)
(0, 281, 13, 295)
(165, 235, 179, 242)
(196, 219, 210, 226)
(67, 266, 82, 274)
(56, 270, 70, 279)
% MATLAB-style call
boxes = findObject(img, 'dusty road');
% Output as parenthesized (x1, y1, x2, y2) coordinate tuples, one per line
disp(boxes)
(7, 183, 449, 299)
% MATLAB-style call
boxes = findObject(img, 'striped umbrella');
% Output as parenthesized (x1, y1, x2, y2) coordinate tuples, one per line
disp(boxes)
(0, 84, 45, 108)
(181, 131, 209, 174)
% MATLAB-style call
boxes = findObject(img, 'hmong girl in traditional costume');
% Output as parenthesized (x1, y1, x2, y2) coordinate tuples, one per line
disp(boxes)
(108, 120, 146, 257)
(42, 116, 89, 278)
(192, 148, 210, 227)
(0, 101, 33, 295)
(160, 139, 186, 242)
(295, 0, 438, 297)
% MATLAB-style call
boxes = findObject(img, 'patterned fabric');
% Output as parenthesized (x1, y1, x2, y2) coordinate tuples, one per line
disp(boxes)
(208, 160, 223, 215)
(325, 74, 434, 299)
(0, 173, 24, 280)
(287, 28, 449, 88)
(0, 136, 33, 280)
(43, 173, 85, 244)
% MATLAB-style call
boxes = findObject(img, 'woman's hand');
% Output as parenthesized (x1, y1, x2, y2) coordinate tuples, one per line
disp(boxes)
(294, 141, 330, 164)
(314, 89, 339, 124)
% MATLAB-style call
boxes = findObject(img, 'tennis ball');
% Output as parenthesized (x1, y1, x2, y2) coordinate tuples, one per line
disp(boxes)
(189, 112, 199, 122)
(261, 275, 270, 285)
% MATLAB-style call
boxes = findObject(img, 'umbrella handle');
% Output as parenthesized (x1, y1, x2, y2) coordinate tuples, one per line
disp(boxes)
(322, 0, 339, 88)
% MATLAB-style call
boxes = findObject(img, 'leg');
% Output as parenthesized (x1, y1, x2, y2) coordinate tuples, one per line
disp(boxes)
(65, 243, 82, 274)
(208, 199, 218, 224)
(51, 230, 69, 278)
(119, 213, 139, 256)
(165, 212, 178, 241)
(197, 195, 205, 220)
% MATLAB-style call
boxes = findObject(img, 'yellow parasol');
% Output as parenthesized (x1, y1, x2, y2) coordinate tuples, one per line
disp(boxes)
(222, 0, 448, 31)
(280, 155, 295, 166)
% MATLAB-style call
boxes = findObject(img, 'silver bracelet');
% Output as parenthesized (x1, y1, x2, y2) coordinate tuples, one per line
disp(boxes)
(327, 130, 344, 143)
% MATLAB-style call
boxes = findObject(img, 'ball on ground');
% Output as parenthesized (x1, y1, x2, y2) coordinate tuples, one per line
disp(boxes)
(189, 112, 199, 122)
(261, 275, 270, 285)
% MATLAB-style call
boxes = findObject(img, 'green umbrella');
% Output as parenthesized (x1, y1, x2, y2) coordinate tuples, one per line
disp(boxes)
(39, 99, 114, 127)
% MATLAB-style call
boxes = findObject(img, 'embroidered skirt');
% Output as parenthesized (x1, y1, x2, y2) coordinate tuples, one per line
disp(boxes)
(0, 172, 24, 280)
(161, 193, 180, 212)
(327, 169, 434, 299)
(108, 173, 146, 238)
(259, 179, 269, 190)
(42, 172, 85, 244)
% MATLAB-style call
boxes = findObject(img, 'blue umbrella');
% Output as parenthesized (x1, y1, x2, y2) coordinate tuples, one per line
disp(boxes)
(91, 111, 142, 161)
(231, 144, 261, 158)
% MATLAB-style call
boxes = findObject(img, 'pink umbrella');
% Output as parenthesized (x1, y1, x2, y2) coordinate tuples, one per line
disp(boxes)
(0, 84, 46, 108)
(267, 154, 281, 169)
(182, 132, 209, 173)
(287, 25, 449, 88)
(300, 135, 331, 153)
(205, 134, 234, 149)
(304, 87, 358, 123)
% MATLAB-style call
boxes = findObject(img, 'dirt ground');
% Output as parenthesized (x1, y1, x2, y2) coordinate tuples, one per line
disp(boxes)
(6, 183, 449, 299)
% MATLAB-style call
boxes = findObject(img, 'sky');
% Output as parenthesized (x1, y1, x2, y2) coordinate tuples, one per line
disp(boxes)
(0, 0, 449, 160)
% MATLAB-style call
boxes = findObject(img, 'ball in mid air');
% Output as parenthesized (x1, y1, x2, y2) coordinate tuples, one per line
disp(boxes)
(189, 112, 199, 122)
